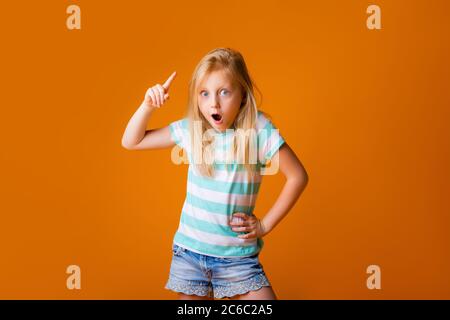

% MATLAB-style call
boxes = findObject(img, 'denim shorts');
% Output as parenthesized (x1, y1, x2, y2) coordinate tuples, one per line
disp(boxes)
(165, 243, 271, 299)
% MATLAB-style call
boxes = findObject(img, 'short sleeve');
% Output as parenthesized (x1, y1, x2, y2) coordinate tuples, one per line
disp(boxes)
(169, 118, 188, 149)
(257, 112, 286, 164)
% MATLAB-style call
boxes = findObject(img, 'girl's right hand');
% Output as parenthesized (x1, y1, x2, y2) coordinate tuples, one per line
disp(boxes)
(143, 71, 177, 109)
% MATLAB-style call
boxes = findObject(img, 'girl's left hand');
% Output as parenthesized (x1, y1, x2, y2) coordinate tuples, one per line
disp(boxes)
(230, 212, 267, 239)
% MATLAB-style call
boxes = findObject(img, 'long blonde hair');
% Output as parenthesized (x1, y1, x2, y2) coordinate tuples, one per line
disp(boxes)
(186, 47, 269, 177)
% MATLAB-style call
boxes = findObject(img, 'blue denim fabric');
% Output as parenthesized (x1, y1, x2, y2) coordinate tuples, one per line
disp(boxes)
(165, 243, 271, 299)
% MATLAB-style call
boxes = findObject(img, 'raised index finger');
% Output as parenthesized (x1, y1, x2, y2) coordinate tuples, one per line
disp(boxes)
(162, 71, 177, 91)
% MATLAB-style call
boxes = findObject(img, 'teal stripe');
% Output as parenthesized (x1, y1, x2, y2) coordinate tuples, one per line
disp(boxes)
(188, 163, 262, 172)
(174, 232, 259, 257)
(180, 212, 243, 237)
(213, 163, 255, 171)
(186, 192, 254, 215)
(181, 118, 188, 129)
(188, 169, 260, 195)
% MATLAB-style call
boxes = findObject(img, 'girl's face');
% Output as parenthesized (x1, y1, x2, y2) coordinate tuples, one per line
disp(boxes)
(197, 69, 244, 133)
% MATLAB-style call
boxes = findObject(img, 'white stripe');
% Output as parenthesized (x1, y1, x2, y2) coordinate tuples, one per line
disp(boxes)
(183, 202, 230, 226)
(189, 163, 262, 183)
(259, 129, 282, 161)
(173, 120, 192, 152)
(177, 222, 257, 246)
(172, 126, 184, 144)
(187, 181, 256, 206)
(214, 146, 260, 166)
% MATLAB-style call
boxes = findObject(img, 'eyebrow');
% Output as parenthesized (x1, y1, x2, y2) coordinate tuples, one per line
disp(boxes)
(199, 85, 232, 91)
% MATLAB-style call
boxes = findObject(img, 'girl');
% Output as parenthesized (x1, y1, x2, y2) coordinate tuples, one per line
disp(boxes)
(122, 48, 308, 300)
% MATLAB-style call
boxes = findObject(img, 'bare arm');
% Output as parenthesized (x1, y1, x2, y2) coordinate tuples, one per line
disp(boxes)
(260, 142, 309, 234)
(121, 101, 175, 150)
(121, 71, 177, 151)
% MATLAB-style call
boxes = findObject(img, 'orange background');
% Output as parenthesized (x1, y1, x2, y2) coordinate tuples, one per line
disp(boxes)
(0, 0, 449, 299)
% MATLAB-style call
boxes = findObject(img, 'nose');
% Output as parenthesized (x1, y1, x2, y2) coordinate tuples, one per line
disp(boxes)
(209, 94, 220, 110)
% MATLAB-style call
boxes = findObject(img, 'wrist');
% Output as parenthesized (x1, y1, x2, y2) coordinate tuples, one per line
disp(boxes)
(259, 218, 268, 237)
(141, 100, 157, 111)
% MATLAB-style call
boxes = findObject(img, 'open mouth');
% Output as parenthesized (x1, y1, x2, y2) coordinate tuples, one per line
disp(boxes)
(211, 113, 223, 123)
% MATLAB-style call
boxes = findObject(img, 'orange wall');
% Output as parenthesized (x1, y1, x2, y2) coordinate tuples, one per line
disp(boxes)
(0, 0, 449, 299)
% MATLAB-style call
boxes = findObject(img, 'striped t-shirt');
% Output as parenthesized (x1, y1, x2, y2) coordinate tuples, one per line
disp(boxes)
(168, 111, 285, 258)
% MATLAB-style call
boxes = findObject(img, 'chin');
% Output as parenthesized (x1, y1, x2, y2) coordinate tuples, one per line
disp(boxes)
(213, 125, 225, 131)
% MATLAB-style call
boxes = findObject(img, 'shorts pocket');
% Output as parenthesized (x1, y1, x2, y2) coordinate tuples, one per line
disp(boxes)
(172, 244, 186, 257)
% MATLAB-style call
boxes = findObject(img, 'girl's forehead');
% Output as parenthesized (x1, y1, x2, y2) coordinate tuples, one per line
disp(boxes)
(198, 69, 237, 88)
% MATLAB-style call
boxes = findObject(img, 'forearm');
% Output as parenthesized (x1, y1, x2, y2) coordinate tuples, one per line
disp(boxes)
(121, 101, 156, 148)
(261, 176, 308, 234)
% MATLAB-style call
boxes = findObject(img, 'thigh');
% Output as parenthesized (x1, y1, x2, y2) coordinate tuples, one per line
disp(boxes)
(178, 293, 214, 300)
(231, 286, 277, 300)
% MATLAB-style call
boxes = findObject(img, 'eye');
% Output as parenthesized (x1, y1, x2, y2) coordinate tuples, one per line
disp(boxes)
(200, 91, 208, 97)
(220, 89, 229, 96)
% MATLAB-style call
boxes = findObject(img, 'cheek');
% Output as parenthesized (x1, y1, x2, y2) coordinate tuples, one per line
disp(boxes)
(199, 99, 211, 112)
(222, 106, 240, 123)
(197, 100, 206, 112)
(199, 105, 210, 119)
(223, 95, 240, 107)
(228, 97, 242, 113)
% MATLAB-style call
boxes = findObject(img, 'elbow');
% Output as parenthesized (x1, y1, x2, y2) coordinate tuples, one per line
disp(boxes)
(293, 173, 308, 195)
(302, 169, 309, 185)
(121, 139, 135, 150)
(303, 171, 309, 188)
(289, 168, 309, 189)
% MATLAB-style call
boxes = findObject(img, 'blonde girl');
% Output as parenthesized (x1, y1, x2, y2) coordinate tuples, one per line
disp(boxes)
(122, 47, 308, 300)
